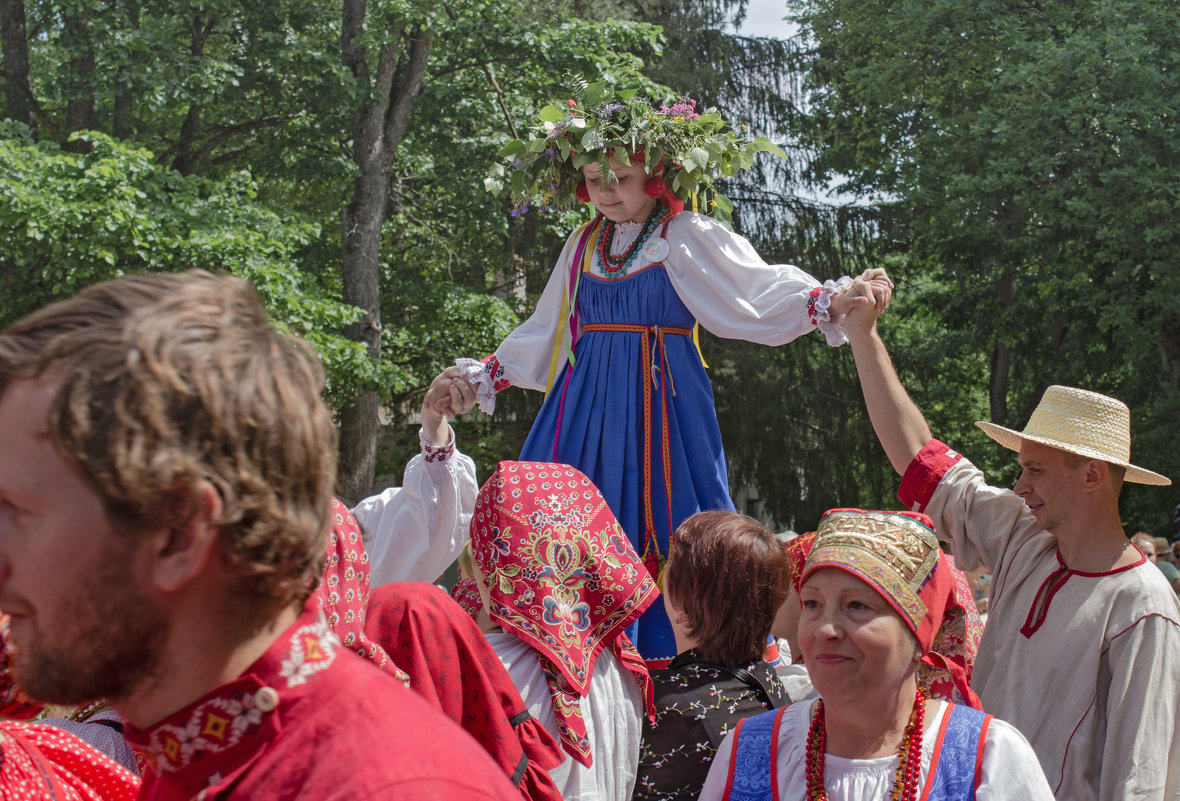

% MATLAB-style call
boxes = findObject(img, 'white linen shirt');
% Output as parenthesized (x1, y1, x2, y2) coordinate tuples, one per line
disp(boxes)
(464, 213, 849, 410)
(698, 698, 1053, 801)
(486, 630, 644, 801)
(352, 427, 478, 587)
(900, 440, 1180, 801)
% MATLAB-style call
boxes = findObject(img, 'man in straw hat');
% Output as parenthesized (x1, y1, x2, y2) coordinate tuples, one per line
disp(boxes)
(842, 289, 1179, 801)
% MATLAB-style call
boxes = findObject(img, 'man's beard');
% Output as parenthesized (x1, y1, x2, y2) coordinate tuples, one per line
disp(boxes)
(12, 550, 167, 706)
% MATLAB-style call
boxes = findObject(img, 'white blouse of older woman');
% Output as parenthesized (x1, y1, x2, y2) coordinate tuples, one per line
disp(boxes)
(698, 567, 1054, 800)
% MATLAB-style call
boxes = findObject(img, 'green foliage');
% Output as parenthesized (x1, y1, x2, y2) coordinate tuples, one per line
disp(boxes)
(788, 0, 1180, 532)
(0, 128, 380, 405)
(492, 78, 783, 225)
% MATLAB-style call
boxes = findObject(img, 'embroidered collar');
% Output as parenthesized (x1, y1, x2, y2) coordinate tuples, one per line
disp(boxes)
(124, 605, 339, 799)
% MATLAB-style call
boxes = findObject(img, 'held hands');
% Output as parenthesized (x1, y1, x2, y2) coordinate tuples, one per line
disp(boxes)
(842, 280, 884, 339)
(425, 367, 477, 417)
(421, 367, 477, 446)
(829, 268, 894, 319)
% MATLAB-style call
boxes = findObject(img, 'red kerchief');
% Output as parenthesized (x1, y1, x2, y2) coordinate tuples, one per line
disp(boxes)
(451, 576, 485, 620)
(0, 721, 139, 800)
(316, 497, 410, 687)
(785, 532, 816, 594)
(470, 461, 658, 766)
(365, 582, 564, 801)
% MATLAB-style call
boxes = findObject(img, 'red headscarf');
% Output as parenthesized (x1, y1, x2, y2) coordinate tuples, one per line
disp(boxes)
(0, 721, 139, 800)
(315, 497, 411, 687)
(364, 582, 564, 801)
(785, 532, 816, 594)
(0, 617, 44, 721)
(451, 576, 485, 620)
(470, 461, 658, 766)
(800, 508, 983, 709)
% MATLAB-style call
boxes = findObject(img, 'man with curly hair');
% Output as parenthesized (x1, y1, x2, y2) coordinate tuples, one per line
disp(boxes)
(0, 270, 516, 800)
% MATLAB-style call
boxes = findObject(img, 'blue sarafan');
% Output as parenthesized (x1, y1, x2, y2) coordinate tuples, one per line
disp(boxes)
(520, 242, 732, 659)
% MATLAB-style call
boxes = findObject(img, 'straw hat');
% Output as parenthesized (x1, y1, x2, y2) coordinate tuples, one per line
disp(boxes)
(975, 385, 1170, 486)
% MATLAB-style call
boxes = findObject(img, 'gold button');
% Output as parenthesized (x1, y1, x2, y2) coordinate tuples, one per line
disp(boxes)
(254, 687, 279, 712)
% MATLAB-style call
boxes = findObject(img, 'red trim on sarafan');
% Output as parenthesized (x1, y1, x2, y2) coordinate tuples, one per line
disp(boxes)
(974, 715, 992, 789)
(769, 706, 787, 801)
(721, 717, 746, 801)
(919, 702, 955, 801)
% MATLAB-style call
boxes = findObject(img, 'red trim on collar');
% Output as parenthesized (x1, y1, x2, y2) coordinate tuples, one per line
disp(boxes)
(1064, 547, 1146, 577)
(1021, 551, 1152, 638)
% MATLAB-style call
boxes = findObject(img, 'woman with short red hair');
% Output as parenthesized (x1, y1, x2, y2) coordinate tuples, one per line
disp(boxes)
(632, 510, 793, 801)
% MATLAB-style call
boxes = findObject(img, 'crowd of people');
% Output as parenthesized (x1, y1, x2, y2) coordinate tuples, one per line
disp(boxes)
(0, 84, 1176, 801)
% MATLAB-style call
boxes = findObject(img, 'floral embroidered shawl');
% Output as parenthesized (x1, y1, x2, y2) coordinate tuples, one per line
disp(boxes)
(470, 461, 658, 766)
(316, 497, 411, 687)
(365, 582, 565, 801)
(451, 576, 485, 620)
(801, 508, 983, 708)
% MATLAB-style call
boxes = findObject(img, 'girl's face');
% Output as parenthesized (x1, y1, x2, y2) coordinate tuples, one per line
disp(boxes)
(582, 158, 658, 223)
(798, 567, 920, 703)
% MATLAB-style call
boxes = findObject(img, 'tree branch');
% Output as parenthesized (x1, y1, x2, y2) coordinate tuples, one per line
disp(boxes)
(480, 62, 517, 140)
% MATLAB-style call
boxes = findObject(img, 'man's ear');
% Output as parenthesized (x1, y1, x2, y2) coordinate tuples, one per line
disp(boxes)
(1082, 459, 1109, 493)
(148, 481, 223, 593)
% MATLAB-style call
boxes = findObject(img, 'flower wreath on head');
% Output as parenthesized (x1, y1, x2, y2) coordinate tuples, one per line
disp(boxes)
(487, 80, 785, 226)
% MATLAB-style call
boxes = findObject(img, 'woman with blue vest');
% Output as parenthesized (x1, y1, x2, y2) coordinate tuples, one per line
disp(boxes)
(698, 509, 1052, 801)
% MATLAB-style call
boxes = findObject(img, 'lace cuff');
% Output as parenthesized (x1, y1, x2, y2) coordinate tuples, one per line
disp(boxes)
(418, 426, 455, 463)
(807, 276, 852, 347)
(454, 355, 507, 415)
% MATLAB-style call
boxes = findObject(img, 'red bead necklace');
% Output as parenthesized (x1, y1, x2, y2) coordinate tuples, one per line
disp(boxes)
(804, 687, 926, 801)
(596, 206, 672, 277)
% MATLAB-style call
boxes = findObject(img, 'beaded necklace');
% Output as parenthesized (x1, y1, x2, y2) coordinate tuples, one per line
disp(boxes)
(596, 206, 673, 278)
(65, 698, 109, 723)
(805, 687, 926, 801)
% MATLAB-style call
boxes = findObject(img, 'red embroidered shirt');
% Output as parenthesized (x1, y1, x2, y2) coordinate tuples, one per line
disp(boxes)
(126, 605, 520, 801)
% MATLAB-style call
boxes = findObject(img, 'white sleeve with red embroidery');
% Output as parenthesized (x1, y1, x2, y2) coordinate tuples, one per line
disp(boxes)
(453, 228, 582, 414)
(351, 427, 479, 586)
(663, 213, 851, 347)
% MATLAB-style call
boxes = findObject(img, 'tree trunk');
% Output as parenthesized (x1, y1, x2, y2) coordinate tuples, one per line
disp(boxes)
(63, 10, 95, 151)
(112, 2, 139, 140)
(1160, 318, 1180, 399)
(1, 0, 33, 129)
(336, 0, 431, 502)
(988, 203, 1022, 424)
(171, 15, 212, 174)
(988, 265, 1017, 424)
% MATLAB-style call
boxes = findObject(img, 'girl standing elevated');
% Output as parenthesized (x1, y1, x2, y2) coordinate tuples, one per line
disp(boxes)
(436, 83, 891, 659)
